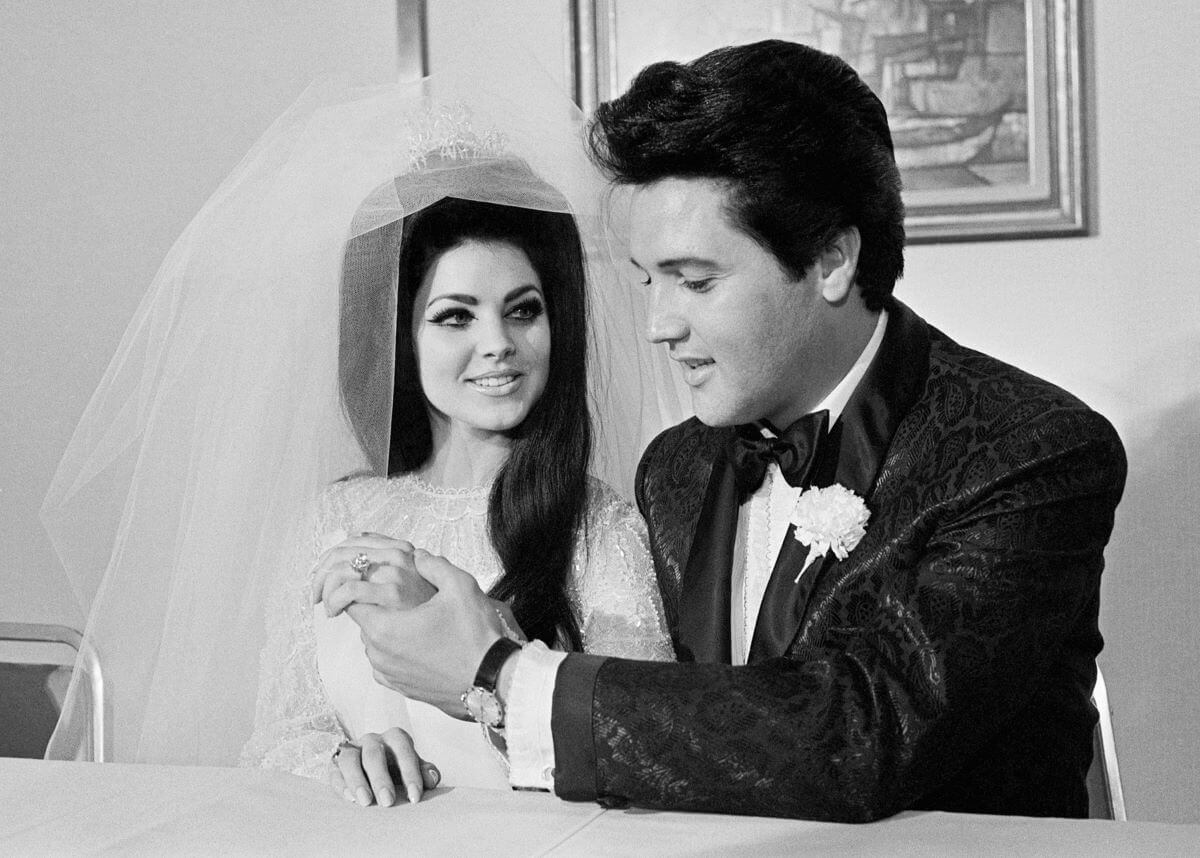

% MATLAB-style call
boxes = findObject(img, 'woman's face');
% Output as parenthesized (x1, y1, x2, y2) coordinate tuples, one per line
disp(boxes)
(412, 240, 551, 443)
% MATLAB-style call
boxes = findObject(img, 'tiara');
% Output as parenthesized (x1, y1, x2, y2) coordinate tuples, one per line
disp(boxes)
(406, 102, 509, 171)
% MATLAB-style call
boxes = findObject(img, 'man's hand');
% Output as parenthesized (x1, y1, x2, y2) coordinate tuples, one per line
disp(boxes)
(346, 550, 508, 717)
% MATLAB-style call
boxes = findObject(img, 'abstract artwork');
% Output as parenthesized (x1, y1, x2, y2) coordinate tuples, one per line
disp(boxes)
(574, 0, 1090, 241)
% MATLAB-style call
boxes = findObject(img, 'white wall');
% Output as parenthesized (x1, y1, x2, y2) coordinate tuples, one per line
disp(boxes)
(900, 3, 1200, 824)
(4, 0, 1197, 825)
(1, 1, 400, 628)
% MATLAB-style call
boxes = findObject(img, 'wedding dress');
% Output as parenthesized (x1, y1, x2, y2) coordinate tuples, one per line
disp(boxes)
(43, 42, 688, 766)
(239, 475, 673, 786)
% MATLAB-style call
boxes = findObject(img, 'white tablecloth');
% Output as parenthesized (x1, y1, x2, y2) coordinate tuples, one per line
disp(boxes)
(2, 758, 1197, 856)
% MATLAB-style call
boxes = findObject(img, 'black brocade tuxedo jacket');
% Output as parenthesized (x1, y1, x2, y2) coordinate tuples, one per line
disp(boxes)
(550, 299, 1126, 821)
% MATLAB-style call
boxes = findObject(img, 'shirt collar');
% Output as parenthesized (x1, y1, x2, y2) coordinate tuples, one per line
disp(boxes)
(762, 309, 888, 436)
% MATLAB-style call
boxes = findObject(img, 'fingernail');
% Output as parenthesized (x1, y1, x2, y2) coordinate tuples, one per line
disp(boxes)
(407, 785, 420, 804)
(356, 787, 372, 807)
(378, 788, 394, 807)
(426, 764, 440, 787)
(343, 788, 355, 802)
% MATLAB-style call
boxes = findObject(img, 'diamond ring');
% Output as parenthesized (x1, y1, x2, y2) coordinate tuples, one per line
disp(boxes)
(350, 552, 372, 578)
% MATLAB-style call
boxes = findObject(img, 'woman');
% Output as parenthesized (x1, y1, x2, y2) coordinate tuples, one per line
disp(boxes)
(238, 191, 673, 804)
(43, 67, 685, 781)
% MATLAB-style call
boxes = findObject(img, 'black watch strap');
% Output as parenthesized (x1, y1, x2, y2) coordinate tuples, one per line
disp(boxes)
(473, 637, 523, 693)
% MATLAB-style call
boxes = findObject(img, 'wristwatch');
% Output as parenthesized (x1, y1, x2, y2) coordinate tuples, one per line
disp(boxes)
(461, 637, 522, 729)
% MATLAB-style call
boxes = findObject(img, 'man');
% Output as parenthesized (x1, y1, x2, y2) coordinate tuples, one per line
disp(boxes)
(345, 41, 1126, 821)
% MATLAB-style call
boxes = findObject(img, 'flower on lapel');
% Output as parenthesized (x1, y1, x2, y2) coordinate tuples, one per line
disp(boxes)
(789, 484, 870, 582)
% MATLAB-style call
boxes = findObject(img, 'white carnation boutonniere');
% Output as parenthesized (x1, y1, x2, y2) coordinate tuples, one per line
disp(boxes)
(789, 484, 870, 582)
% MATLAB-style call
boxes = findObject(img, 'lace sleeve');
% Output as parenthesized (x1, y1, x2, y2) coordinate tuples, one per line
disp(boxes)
(571, 480, 675, 661)
(238, 488, 348, 780)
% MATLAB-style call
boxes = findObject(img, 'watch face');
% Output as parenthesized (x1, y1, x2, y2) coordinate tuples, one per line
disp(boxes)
(464, 687, 504, 728)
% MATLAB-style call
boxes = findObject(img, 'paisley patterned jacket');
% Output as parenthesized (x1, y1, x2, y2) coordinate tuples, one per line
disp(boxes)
(550, 299, 1126, 821)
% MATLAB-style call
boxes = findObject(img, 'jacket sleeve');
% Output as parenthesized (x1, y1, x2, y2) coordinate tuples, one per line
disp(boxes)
(552, 408, 1126, 820)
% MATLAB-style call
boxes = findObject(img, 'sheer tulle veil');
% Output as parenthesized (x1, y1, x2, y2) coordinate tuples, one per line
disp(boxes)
(42, 53, 687, 764)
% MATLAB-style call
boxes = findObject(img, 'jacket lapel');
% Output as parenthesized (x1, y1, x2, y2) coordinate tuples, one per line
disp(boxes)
(674, 450, 739, 663)
(747, 300, 932, 663)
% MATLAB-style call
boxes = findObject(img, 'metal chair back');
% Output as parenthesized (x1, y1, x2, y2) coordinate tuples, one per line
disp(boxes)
(0, 622, 107, 761)
(1087, 665, 1126, 821)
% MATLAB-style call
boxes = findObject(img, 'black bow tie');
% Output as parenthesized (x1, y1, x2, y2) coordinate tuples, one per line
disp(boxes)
(728, 410, 830, 501)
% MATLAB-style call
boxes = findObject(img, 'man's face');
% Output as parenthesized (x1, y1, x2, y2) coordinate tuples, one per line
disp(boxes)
(629, 177, 834, 428)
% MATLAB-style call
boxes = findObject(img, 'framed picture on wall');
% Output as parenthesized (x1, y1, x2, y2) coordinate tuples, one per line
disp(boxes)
(572, 0, 1091, 243)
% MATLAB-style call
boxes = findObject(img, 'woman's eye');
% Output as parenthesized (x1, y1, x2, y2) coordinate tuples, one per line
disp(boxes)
(507, 298, 545, 322)
(428, 308, 473, 327)
(681, 278, 714, 293)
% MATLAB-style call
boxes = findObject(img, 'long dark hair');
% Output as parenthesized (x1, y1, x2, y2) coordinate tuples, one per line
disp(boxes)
(342, 195, 590, 650)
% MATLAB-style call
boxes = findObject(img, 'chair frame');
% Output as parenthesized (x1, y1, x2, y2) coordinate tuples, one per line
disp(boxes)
(0, 622, 108, 762)
(1092, 666, 1127, 821)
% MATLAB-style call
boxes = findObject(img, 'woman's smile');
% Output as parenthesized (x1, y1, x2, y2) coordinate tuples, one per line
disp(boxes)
(467, 371, 525, 394)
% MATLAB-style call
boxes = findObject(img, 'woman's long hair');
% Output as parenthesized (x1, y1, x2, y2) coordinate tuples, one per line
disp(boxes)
(343, 196, 589, 650)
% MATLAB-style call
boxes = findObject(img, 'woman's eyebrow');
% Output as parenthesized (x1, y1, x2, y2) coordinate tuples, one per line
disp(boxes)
(426, 293, 478, 307)
(427, 284, 541, 308)
(504, 284, 541, 301)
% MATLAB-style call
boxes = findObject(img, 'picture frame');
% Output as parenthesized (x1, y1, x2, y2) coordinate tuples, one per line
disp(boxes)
(571, 0, 1091, 243)
(396, 0, 428, 82)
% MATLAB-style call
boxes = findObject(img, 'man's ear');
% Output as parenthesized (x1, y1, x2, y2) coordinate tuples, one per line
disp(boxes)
(816, 226, 861, 304)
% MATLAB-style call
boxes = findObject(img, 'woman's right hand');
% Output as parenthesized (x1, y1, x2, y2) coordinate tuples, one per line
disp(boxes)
(329, 729, 440, 807)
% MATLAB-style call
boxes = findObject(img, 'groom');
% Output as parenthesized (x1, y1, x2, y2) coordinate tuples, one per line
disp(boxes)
(347, 40, 1126, 821)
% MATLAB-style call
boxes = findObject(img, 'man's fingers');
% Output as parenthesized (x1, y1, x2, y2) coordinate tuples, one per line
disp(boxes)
(411, 550, 474, 592)
(360, 737, 398, 808)
(369, 566, 439, 605)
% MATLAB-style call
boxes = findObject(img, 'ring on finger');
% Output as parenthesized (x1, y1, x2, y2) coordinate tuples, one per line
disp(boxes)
(331, 740, 357, 763)
(350, 552, 372, 579)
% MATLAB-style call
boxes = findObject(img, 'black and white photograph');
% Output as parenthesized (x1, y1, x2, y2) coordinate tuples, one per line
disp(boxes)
(2, 1, 1198, 853)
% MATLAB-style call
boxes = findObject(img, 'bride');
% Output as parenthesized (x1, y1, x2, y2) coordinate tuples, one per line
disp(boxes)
(240, 185, 674, 805)
(43, 61, 684, 795)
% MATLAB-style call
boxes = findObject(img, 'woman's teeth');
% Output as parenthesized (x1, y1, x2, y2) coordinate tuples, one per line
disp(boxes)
(472, 375, 517, 388)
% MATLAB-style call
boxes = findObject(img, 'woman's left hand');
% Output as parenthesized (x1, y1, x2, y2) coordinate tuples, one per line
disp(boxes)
(330, 729, 440, 807)
(312, 532, 436, 615)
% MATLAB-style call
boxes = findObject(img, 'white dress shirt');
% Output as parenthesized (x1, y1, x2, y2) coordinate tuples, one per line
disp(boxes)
(506, 311, 889, 789)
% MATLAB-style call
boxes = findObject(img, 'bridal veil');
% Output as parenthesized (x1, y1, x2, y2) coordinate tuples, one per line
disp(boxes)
(42, 49, 686, 764)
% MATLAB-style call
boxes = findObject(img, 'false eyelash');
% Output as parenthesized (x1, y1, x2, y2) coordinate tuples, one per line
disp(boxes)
(509, 297, 545, 319)
(428, 307, 472, 326)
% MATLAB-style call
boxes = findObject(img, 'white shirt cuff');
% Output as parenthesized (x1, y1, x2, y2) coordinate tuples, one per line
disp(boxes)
(505, 640, 567, 790)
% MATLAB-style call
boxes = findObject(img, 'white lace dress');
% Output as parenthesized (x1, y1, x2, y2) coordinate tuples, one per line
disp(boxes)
(239, 474, 674, 786)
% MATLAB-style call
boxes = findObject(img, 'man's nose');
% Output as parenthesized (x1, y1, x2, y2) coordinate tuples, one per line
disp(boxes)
(645, 283, 687, 344)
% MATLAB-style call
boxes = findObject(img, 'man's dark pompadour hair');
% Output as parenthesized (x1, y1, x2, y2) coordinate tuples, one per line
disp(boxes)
(587, 40, 905, 310)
